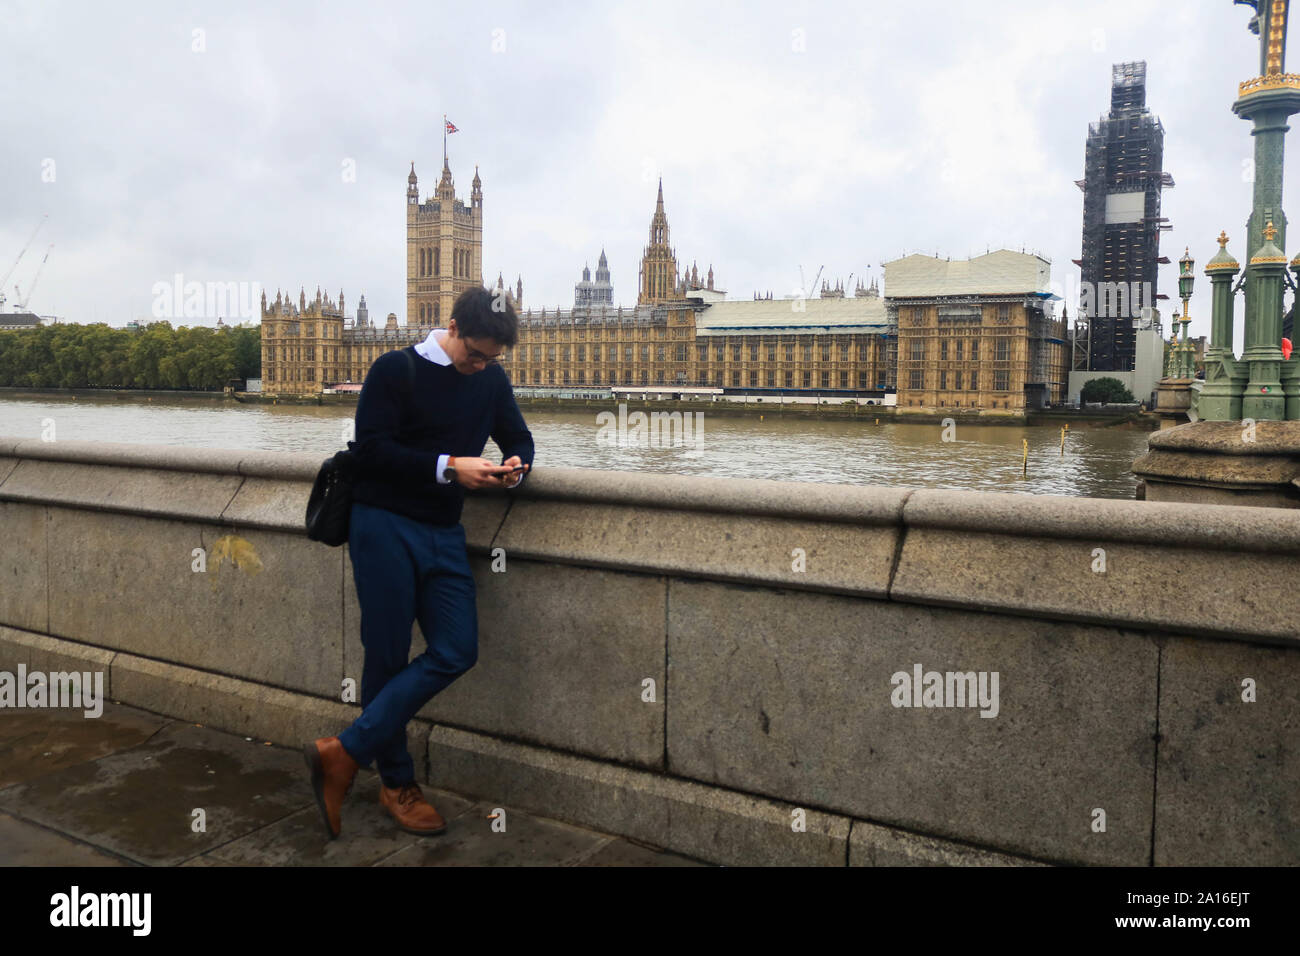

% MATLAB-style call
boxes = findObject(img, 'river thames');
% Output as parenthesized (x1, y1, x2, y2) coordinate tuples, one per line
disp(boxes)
(0, 394, 1152, 499)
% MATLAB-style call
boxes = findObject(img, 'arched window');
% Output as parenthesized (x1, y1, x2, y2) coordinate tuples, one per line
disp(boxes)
(434, 249, 440, 276)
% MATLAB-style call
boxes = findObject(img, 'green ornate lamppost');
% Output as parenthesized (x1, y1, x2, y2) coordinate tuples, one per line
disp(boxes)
(1177, 248, 1196, 378)
(1200, 232, 1244, 420)
(1195, 0, 1300, 421)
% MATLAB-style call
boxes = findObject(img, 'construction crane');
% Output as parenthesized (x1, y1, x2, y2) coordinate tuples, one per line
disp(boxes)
(13, 243, 53, 311)
(798, 264, 825, 299)
(0, 214, 48, 309)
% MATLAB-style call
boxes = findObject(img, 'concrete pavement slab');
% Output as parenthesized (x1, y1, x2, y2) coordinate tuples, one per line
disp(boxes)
(374, 802, 613, 866)
(205, 781, 477, 867)
(0, 812, 131, 866)
(0, 720, 313, 866)
(0, 705, 168, 788)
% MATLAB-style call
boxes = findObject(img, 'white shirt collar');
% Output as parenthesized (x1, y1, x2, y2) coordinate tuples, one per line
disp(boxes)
(414, 327, 452, 365)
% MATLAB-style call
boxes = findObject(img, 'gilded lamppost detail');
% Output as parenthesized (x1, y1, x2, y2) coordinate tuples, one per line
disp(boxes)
(1268, 0, 1289, 74)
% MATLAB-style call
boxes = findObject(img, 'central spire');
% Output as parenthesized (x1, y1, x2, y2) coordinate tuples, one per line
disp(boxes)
(648, 178, 670, 245)
(639, 178, 679, 304)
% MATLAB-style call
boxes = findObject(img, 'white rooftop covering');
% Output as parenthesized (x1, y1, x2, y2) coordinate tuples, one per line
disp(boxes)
(883, 250, 1051, 298)
(694, 296, 888, 335)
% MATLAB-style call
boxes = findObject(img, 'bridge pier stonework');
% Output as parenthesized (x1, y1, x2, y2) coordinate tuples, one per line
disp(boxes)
(1132, 420, 1300, 507)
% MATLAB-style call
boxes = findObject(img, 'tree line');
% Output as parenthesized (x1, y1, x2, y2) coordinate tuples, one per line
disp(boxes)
(0, 322, 261, 390)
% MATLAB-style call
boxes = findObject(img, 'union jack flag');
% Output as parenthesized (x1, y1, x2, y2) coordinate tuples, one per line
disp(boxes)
(445, 120, 458, 134)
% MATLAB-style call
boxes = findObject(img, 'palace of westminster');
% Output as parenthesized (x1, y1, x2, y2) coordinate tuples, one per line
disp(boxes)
(259, 157, 1069, 412)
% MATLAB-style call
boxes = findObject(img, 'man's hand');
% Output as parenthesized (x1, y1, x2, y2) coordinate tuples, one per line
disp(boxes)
(452, 456, 527, 490)
(500, 456, 529, 489)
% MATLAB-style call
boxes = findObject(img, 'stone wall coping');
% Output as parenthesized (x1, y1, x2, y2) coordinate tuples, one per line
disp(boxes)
(508, 463, 909, 523)
(0, 437, 909, 524)
(902, 487, 1300, 553)
(4, 436, 1300, 552)
(0, 437, 325, 480)
(1148, 420, 1300, 455)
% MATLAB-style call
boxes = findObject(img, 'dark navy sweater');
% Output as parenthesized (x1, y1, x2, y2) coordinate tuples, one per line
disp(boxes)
(350, 345, 535, 527)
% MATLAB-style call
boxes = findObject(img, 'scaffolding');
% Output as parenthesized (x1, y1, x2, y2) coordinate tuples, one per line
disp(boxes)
(1071, 315, 1091, 371)
(1077, 61, 1172, 372)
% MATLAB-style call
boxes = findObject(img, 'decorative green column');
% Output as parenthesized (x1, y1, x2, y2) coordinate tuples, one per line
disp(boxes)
(1197, 232, 1244, 421)
(1244, 221, 1288, 419)
(1232, 0, 1300, 420)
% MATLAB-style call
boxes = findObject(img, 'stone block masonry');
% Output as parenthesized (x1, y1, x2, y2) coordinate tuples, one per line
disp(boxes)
(0, 436, 1296, 865)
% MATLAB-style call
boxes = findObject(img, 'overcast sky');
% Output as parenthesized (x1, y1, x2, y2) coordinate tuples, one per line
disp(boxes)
(0, 0, 1276, 339)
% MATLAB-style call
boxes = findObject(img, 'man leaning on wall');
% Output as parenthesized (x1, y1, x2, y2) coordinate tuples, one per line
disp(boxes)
(304, 284, 534, 839)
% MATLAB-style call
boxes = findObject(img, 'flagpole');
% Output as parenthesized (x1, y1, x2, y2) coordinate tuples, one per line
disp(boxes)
(443, 113, 447, 163)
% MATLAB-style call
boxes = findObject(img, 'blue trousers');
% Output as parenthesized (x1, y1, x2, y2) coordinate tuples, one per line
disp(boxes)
(338, 501, 478, 787)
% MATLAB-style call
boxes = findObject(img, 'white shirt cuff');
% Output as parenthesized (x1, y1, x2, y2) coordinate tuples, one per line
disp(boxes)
(436, 453, 450, 484)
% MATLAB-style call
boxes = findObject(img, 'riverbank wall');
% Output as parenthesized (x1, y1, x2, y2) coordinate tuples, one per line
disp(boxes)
(0, 386, 228, 403)
(0, 386, 1159, 428)
(0, 437, 1294, 866)
(235, 391, 1156, 427)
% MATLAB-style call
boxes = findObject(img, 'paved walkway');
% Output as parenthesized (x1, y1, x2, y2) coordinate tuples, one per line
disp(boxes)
(0, 701, 708, 867)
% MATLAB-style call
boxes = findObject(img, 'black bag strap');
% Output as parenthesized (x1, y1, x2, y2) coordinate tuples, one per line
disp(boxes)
(401, 347, 416, 394)
(345, 348, 416, 457)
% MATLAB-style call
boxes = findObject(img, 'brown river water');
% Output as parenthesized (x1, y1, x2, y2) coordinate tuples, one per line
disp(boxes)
(0, 395, 1151, 499)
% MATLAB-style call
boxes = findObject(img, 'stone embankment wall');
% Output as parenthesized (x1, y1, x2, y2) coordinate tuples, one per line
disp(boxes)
(0, 436, 1294, 866)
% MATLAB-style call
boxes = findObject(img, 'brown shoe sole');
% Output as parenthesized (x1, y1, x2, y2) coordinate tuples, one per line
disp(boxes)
(390, 818, 448, 836)
(303, 742, 339, 840)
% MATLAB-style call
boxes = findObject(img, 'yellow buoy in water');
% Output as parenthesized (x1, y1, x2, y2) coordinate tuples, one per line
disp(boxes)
(1022, 438, 1029, 476)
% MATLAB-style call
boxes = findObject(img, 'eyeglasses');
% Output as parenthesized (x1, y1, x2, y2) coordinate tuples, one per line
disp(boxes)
(465, 344, 503, 365)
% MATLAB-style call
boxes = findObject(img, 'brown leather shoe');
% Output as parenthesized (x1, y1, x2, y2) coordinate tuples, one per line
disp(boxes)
(303, 737, 359, 839)
(379, 782, 447, 835)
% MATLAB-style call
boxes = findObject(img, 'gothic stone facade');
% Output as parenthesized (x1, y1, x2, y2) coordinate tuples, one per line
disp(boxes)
(500, 298, 893, 392)
(888, 252, 1069, 412)
(261, 287, 427, 396)
(259, 291, 893, 398)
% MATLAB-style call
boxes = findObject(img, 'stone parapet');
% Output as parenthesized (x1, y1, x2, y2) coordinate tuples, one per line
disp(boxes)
(1, 437, 1296, 865)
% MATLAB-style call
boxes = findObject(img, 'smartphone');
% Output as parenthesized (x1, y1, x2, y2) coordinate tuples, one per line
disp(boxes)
(502, 464, 527, 473)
